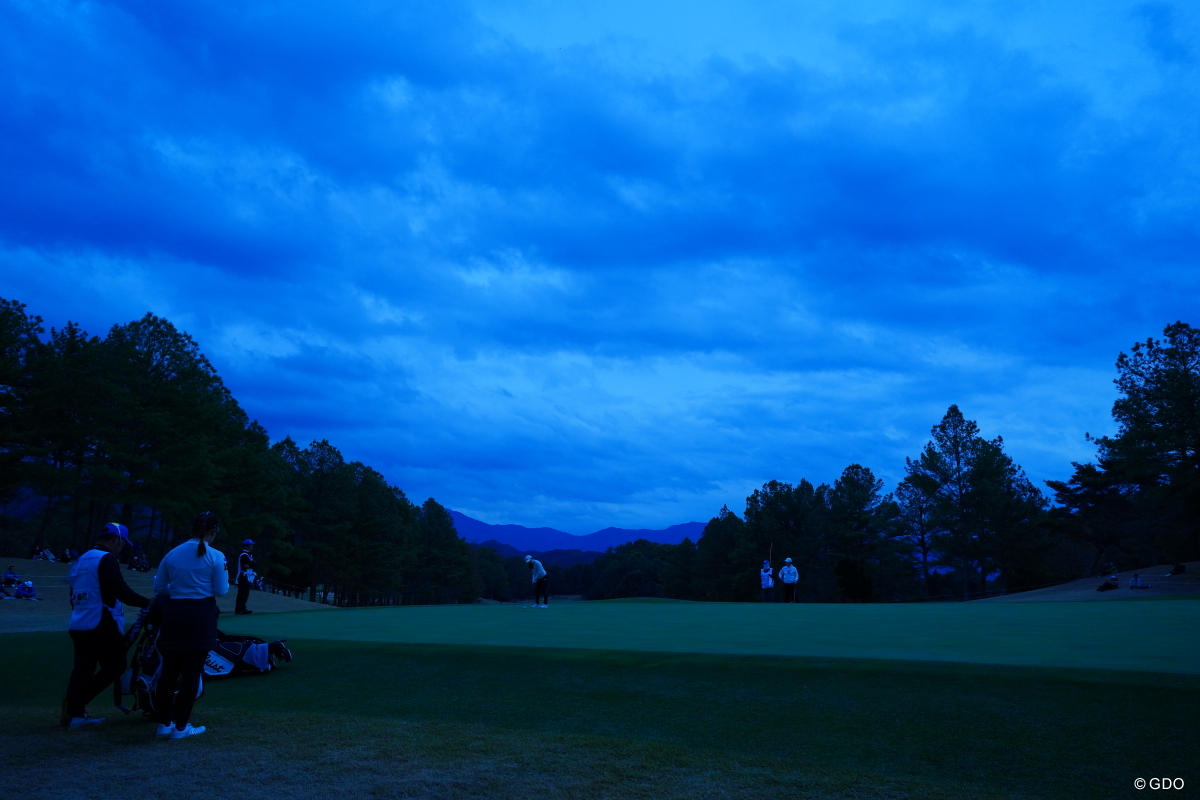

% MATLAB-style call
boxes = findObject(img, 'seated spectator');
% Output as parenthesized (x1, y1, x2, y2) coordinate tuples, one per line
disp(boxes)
(1, 566, 18, 587)
(14, 580, 42, 600)
(1097, 576, 1118, 592)
(1169, 563, 1187, 576)
(1129, 573, 1152, 589)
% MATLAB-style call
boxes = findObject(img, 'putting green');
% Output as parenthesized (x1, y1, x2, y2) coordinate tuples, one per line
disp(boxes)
(218, 598, 1200, 674)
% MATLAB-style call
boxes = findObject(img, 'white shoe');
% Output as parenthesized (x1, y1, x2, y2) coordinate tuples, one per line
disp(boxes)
(68, 714, 105, 729)
(539, 604, 548, 608)
(169, 723, 206, 739)
(156, 723, 173, 738)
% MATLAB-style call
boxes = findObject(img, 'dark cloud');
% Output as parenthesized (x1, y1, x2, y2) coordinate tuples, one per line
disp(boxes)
(1136, 2, 1193, 64)
(1, 0, 1197, 530)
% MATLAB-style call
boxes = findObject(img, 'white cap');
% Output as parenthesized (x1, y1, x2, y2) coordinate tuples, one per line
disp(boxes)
(784, 558, 793, 563)
(525, 555, 532, 562)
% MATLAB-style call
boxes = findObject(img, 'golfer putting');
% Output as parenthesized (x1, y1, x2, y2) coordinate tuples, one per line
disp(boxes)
(526, 555, 548, 608)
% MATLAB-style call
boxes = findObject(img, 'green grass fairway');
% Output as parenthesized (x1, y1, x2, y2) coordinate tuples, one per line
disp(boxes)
(5, 600, 1198, 798)
(2, 631, 1197, 799)
(218, 598, 1200, 674)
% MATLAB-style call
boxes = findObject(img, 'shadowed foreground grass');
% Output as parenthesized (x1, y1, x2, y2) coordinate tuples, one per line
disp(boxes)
(2, 633, 1196, 799)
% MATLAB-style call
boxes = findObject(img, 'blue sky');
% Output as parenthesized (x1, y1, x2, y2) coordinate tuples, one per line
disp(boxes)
(1, 0, 1197, 532)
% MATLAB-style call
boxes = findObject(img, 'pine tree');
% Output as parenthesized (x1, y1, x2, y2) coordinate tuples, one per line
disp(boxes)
(895, 476, 937, 598)
(827, 464, 902, 602)
(694, 505, 747, 601)
(1049, 322, 1200, 569)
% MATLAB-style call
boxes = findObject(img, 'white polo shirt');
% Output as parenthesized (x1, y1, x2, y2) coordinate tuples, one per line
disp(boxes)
(154, 540, 230, 599)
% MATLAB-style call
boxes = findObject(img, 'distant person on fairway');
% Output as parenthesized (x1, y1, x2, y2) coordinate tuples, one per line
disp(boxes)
(235, 539, 257, 615)
(526, 555, 548, 608)
(62, 523, 152, 730)
(1129, 573, 1151, 589)
(779, 558, 799, 603)
(760, 560, 775, 603)
(152, 511, 229, 740)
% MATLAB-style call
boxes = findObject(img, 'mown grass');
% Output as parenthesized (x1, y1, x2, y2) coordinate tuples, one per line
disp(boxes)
(216, 597, 1200, 674)
(2, 632, 1196, 799)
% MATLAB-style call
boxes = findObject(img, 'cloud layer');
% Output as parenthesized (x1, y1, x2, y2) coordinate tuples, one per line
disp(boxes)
(2, 0, 1197, 531)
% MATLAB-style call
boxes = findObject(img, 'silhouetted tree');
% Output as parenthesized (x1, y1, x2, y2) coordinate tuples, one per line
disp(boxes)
(1049, 322, 1200, 569)
(0, 297, 475, 606)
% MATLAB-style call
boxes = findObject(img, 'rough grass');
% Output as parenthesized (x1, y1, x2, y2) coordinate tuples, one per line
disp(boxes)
(3, 633, 1196, 799)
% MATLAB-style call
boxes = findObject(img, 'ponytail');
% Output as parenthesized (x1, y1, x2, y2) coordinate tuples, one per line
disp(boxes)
(191, 511, 219, 557)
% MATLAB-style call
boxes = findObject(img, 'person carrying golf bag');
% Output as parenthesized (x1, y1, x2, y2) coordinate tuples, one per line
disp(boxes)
(62, 523, 152, 729)
(760, 560, 775, 602)
(526, 555, 548, 608)
(151, 511, 229, 739)
(235, 539, 256, 615)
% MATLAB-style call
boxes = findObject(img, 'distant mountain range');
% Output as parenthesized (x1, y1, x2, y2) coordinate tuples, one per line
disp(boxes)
(448, 510, 707, 553)
(471, 539, 603, 568)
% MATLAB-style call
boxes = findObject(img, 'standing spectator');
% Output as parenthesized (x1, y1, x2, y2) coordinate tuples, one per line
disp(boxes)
(760, 560, 775, 603)
(235, 539, 257, 615)
(62, 523, 152, 729)
(779, 558, 799, 603)
(526, 555, 548, 608)
(152, 511, 229, 740)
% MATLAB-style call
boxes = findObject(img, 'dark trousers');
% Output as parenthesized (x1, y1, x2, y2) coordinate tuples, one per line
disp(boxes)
(762, 586, 774, 603)
(534, 577, 549, 605)
(782, 584, 797, 603)
(155, 650, 207, 727)
(66, 623, 127, 718)
(235, 579, 251, 612)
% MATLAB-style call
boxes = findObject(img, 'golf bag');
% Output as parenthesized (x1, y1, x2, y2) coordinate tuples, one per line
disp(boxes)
(204, 632, 292, 677)
(122, 607, 204, 717)
(119, 606, 294, 716)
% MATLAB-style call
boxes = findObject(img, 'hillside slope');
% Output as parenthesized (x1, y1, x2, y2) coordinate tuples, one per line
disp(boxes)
(0, 557, 333, 633)
(980, 561, 1199, 602)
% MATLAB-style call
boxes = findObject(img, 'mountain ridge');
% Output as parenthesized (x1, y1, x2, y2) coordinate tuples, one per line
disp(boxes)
(448, 510, 706, 552)
(470, 539, 603, 567)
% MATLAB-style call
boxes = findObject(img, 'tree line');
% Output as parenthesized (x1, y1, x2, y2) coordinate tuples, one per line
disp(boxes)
(3, 296, 1196, 604)
(0, 298, 475, 605)
(468, 323, 1200, 603)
